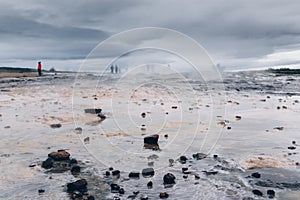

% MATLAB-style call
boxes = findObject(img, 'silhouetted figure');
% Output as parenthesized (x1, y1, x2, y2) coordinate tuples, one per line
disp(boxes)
(115, 65, 118, 74)
(110, 65, 114, 73)
(37, 61, 42, 76)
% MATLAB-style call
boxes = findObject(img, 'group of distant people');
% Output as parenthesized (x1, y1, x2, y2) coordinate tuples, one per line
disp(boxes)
(110, 65, 121, 74)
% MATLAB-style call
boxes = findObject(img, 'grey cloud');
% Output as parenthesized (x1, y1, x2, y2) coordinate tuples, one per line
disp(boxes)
(0, 0, 300, 70)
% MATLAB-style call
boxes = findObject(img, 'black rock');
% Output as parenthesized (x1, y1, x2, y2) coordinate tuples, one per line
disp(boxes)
(182, 167, 188, 173)
(179, 156, 188, 164)
(119, 188, 125, 194)
(38, 189, 45, 194)
(129, 171, 140, 179)
(141, 112, 146, 118)
(163, 173, 176, 184)
(50, 123, 62, 128)
(144, 134, 159, 145)
(67, 179, 88, 193)
(110, 184, 120, 193)
(292, 141, 296, 145)
(71, 165, 81, 174)
(141, 195, 149, 200)
(87, 196, 95, 200)
(112, 170, 120, 176)
(42, 158, 53, 169)
(251, 172, 261, 178)
(29, 163, 36, 168)
(84, 108, 102, 114)
(203, 170, 218, 175)
(142, 168, 155, 177)
(109, 167, 114, 170)
(70, 158, 78, 164)
(192, 153, 207, 160)
(267, 190, 275, 198)
(147, 181, 153, 188)
(288, 146, 296, 150)
(98, 113, 106, 120)
(144, 134, 160, 150)
(133, 190, 139, 195)
(105, 171, 111, 176)
(159, 192, 169, 198)
(252, 189, 263, 196)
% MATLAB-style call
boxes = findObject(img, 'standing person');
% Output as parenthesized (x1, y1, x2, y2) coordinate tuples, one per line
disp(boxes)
(115, 65, 118, 74)
(37, 61, 42, 76)
(110, 65, 114, 73)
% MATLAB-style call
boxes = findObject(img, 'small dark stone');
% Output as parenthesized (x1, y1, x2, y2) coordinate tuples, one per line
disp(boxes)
(67, 179, 88, 193)
(133, 190, 139, 195)
(87, 196, 95, 200)
(110, 184, 120, 193)
(277, 106, 281, 109)
(159, 192, 169, 198)
(292, 141, 296, 144)
(119, 188, 125, 194)
(48, 150, 70, 161)
(282, 106, 287, 109)
(213, 154, 218, 159)
(252, 189, 263, 196)
(183, 175, 188, 179)
(147, 181, 153, 188)
(50, 123, 62, 128)
(84, 108, 102, 114)
(74, 127, 82, 134)
(29, 163, 36, 168)
(142, 168, 155, 177)
(70, 158, 78, 164)
(227, 126, 232, 130)
(251, 172, 261, 178)
(41, 158, 53, 169)
(194, 174, 200, 179)
(267, 190, 275, 198)
(112, 170, 120, 176)
(179, 156, 188, 164)
(235, 115, 242, 120)
(105, 171, 111, 176)
(109, 167, 114, 170)
(182, 167, 188, 173)
(71, 165, 81, 174)
(141, 113, 146, 118)
(141, 195, 149, 200)
(203, 171, 218, 175)
(129, 171, 140, 179)
(192, 153, 207, 160)
(288, 146, 296, 150)
(98, 113, 106, 120)
(171, 106, 178, 109)
(164, 134, 168, 138)
(163, 173, 176, 184)
(38, 189, 45, 194)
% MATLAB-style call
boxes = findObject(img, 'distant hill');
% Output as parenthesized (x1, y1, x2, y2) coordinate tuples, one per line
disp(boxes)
(0, 67, 36, 72)
(266, 68, 300, 75)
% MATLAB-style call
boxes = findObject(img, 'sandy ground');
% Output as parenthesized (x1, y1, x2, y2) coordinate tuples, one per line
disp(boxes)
(0, 71, 300, 199)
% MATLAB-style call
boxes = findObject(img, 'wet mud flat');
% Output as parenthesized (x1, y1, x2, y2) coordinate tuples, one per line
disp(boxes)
(0, 71, 300, 199)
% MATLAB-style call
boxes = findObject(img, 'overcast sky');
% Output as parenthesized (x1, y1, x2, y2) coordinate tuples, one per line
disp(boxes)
(0, 0, 300, 71)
